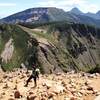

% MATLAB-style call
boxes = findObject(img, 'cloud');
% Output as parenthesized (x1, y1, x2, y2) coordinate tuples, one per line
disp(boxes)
(80, 4, 99, 13)
(36, 0, 99, 13)
(37, 0, 87, 9)
(0, 3, 16, 7)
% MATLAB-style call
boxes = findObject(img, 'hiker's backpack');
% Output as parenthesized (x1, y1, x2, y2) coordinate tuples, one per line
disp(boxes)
(32, 68, 40, 78)
(35, 68, 40, 78)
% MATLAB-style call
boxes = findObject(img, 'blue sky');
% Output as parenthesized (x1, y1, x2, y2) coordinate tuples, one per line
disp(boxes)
(0, 0, 100, 18)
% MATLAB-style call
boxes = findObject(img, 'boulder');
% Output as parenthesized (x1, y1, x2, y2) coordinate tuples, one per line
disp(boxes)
(19, 74, 26, 79)
(93, 90, 98, 94)
(27, 95, 37, 100)
(48, 92, 56, 99)
(85, 80, 91, 86)
(74, 92, 82, 97)
(8, 98, 15, 100)
(40, 96, 47, 100)
(96, 92, 100, 96)
(88, 74, 96, 78)
(3, 83, 9, 89)
(95, 73, 100, 77)
(42, 81, 52, 89)
(1, 92, 5, 95)
(70, 96, 78, 100)
(87, 86, 94, 91)
(14, 91, 21, 98)
(61, 81, 67, 87)
(86, 90, 93, 94)
(3, 75, 8, 79)
(14, 85, 17, 90)
(29, 92, 34, 95)
(50, 84, 65, 94)
(64, 97, 71, 100)
(0, 79, 3, 83)
(41, 92, 48, 98)
(79, 90, 86, 95)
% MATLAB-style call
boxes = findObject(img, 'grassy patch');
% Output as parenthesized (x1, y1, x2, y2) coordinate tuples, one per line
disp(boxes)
(0, 24, 30, 71)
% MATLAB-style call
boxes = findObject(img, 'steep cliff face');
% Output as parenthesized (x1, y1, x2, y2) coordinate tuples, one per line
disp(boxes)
(20, 22, 100, 73)
(0, 23, 100, 73)
(0, 24, 32, 70)
(48, 23, 100, 73)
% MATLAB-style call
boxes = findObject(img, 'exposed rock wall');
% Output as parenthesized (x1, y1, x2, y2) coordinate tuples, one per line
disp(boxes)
(1, 38, 14, 63)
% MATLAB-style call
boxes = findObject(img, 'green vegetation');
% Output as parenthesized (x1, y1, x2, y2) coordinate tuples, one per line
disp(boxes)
(0, 24, 31, 71)
(0, 22, 100, 73)
(89, 64, 100, 73)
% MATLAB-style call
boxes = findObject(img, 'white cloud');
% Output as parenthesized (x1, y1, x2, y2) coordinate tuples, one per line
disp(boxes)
(0, 3, 16, 7)
(80, 4, 99, 13)
(37, 0, 86, 9)
(36, 0, 99, 13)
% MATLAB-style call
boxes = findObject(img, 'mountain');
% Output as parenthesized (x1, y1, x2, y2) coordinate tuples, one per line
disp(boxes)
(96, 11, 100, 16)
(69, 8, 100, 20)
(68, 8, 100, 27)
(70, 8, 100, 20)
(0, 7, 70, 24)
(70, 7, 83, 15)
(0, 22, 100, 73)
(0, 7, 100, 27)
(67, 12, 100, 26)
(85, 12, 100, 20)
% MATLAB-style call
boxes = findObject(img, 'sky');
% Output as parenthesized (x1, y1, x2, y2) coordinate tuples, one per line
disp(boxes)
(0, 0, 100, 18)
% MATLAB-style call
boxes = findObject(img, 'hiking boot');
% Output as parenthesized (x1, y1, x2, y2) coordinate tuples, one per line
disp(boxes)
(24, 84, 28, 87)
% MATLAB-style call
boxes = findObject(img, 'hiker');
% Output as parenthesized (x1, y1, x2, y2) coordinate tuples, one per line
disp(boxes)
(0, 57, 6, 72)
(0, 57, 2, 66)
(25, 64, 40, 87)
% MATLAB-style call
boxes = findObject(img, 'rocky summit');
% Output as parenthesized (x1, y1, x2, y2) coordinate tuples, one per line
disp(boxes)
(0, 68, 100, 100)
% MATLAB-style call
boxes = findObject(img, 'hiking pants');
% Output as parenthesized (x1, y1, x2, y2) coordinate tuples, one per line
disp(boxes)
(26, 75, 37, 86)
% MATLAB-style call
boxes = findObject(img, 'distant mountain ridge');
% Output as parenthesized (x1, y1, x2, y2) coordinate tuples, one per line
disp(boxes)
(69, 7, 100, 20)
(0, 7, 100, 27)
(70, 7, 83, 15)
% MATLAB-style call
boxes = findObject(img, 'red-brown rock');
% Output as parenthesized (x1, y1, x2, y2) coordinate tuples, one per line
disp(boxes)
(14, 91, 21, 98)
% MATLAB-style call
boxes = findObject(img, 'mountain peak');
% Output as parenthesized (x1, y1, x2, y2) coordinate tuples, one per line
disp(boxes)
(96, 11, 100, 15)
(70, 7, 83, 15)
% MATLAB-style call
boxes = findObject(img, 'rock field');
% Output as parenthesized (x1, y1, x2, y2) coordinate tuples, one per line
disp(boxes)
(0, 69, 100, 100)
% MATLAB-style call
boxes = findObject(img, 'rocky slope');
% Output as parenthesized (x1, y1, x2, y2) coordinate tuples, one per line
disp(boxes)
(0, 68, 100, 100)
(19, 22, 100, 73)
(0, 22, 100, 73)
